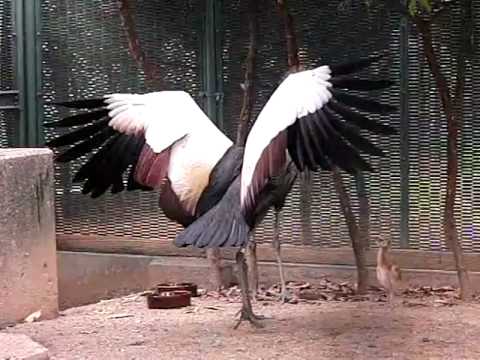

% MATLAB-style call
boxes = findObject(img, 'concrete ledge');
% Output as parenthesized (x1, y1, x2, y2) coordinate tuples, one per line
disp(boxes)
(57, 251, 480, 309)
(0, 333, 49, 360)
(0, 149, 58, 328)
(147, 256, 235, 290)
(57, 251, 153, 310)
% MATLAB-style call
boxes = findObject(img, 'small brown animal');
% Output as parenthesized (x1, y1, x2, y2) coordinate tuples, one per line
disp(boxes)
(375, 236, 402, 302)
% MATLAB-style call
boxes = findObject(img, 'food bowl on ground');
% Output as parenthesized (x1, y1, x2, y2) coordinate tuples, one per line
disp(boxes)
(156, 282, 199, 297)
(146, 290, 192, 309)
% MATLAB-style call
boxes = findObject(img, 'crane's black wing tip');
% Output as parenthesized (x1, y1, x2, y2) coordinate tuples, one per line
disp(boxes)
(329, 50, 391, 77)
(51, 98, 106, 109)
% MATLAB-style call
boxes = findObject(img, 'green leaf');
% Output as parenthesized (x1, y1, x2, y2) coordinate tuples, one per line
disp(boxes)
(408, 0, 417, 16)
(419, 0, 432, 12)
(408, 0, 432, 16)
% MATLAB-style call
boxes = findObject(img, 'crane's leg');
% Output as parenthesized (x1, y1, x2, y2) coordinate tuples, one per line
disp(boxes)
(234, 250, 266, 329)
(246, 236, 259, 298)
(273, 208, 291, 303)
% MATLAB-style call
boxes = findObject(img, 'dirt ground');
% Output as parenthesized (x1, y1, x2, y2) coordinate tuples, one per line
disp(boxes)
(4, 283, 480, 360)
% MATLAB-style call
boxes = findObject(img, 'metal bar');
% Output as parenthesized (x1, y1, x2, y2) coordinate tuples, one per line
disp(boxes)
(14, 0, 26, 146)
(35, 0, 43, 145)
(0, 90, 20, 95)
(214, 0, 224, 131)
(399, 9, 410, 248)
(201, 0, 223, 130)
(0, 106, 20, 110)
(13, 0, 42, 147)
(202, 0, 216, 122)
(24, 0, 41, 146)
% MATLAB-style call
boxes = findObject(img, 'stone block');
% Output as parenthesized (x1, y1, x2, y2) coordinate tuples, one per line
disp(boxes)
(0, 149, 58, 328)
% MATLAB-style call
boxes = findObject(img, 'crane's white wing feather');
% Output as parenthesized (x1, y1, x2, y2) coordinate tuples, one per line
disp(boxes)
(47, 90, 233, 223)
(240, 56, 398, 216)
(105, 91, 215, 153)
(240, 66, 332, 208)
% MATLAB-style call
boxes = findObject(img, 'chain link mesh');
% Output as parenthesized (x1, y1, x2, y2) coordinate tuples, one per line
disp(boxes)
(0, 1, 478, 251)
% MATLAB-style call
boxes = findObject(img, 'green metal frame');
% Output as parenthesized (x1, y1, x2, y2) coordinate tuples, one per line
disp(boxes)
(201, 0, 224, 130)
(399, 10, 410, 247)
(14, 0, 42, 147)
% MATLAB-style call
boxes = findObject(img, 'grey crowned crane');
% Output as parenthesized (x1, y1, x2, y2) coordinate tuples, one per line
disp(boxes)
(46, 54, 397, 328)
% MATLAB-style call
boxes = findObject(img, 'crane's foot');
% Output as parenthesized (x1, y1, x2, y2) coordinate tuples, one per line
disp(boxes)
(234, 306, 267, 329)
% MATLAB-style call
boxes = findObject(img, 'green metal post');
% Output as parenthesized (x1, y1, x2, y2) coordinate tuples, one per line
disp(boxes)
(14, 0, 42, 147)
(14, 0, 25, 146)
(214, 0, 224, 130)
(202, 0, 223, 130)
(399, 10, 410, 248)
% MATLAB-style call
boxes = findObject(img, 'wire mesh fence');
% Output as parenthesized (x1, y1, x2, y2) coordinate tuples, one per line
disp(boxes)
(0, 0, 19, 147)
(0, 1, 479, 252)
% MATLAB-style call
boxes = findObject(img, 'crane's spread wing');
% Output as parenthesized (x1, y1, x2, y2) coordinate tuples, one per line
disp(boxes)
(46, 91, 232, 225)
(240, 54, 398, 216)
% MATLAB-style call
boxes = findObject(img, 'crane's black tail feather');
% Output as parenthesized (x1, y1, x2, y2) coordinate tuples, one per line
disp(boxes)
(175, 177, 250, 249)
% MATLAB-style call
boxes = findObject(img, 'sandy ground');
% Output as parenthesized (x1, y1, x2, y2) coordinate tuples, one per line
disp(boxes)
(4, 289, 480, 360)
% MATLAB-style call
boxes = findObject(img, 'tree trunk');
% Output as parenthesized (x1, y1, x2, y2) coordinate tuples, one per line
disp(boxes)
(117, 0, 160, 85)
(332, 168, 369, 294)
(239, 0, 259, 294)
(300, 171, 313, 245)
(355, 172, 370, 249)
(414, 4, 473, 299)
(206, 248, 224, 291)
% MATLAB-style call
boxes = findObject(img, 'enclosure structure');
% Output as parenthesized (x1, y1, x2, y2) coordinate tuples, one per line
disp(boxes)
(0, 0, 479, 257)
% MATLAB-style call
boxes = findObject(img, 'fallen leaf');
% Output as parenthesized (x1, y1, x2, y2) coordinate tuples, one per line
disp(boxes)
(107, 313, 134, 319)
(128, 340, 146, 346)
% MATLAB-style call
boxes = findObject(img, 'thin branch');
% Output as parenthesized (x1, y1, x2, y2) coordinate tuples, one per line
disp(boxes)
(237, 0, 258, 146)
(414, 17, 452, 115)
(118, 0, 160, 84)
(277, 0, 301, 71)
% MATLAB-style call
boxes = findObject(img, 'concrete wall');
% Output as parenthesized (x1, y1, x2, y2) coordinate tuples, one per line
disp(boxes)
(0, 149, 58, 328)
(57, 252, 153, 310)
(56, 251, 480, 310)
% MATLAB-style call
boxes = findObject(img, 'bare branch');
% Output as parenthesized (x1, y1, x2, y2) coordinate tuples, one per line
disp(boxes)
(237, 0, 258, 146)
(277, 0, 301, 72)
(414, 17, 452, 114)
(118, 0, 160, 85)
